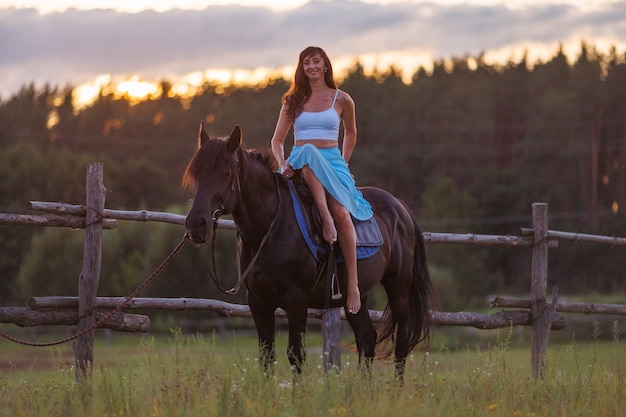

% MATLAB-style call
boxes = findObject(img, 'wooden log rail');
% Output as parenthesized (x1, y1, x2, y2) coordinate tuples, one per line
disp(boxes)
(28, 201, 540, 246)
(423, 232, 536, 247)
(491, 295, 626, 315)
(520, 228, 626, 246)
(27, 201, 234, 229)
(0, 307, 149, 332)
(12, 203, 623, 248)
(0, 212, 116, 229)
(28, 296, 566, 330)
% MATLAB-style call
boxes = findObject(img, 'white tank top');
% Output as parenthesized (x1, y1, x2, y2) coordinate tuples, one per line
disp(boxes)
(294, 90, 340, 141)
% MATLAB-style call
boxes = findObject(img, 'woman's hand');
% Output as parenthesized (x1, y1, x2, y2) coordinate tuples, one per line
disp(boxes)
(278, 162, 294, 179)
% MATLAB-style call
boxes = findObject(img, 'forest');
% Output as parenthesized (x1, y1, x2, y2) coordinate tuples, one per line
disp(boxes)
(1, 41, 625, 312)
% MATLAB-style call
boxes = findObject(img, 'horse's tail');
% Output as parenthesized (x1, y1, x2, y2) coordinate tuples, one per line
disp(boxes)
(377, 203, 436, 358)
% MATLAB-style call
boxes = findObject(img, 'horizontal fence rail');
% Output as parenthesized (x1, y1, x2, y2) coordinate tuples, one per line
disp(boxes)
(11, 201, 548, 246)
(491, 296, 626, 315)
(520, 227, 626, 246)
(27, 296, 566, 330)
(0, 306, 149, 332)
(12, 202, 624, 248)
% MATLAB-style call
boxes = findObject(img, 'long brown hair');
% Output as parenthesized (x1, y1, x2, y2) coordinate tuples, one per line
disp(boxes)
(282, 46, 337, 122)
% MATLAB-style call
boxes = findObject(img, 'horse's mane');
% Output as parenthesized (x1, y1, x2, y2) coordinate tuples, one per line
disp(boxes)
(182, 138, 278, 192)
(249, 147, 279, 173)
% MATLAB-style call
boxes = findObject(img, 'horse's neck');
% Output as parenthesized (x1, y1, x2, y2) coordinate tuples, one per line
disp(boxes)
(232, 167, 283, 246)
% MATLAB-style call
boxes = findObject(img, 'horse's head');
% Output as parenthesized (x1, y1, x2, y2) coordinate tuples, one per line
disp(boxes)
(183, 122, 242, 244)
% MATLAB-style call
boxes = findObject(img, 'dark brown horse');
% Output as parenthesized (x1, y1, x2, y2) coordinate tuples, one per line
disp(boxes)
(183, 124, 435, 377)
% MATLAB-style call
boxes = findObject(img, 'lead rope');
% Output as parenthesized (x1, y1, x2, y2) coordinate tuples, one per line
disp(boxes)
(0, 233, 189, 347)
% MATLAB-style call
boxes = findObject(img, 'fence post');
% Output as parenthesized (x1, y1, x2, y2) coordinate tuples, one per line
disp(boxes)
(322, 308, 341, 371)
(73, 163, 105, 379)
(530, 202, 551, 380)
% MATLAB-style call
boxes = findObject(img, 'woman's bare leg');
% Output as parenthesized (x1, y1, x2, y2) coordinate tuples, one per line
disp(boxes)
(302, 166, 360, 314)
(302, 166, 337, 243)
(328, 198, 361, 314)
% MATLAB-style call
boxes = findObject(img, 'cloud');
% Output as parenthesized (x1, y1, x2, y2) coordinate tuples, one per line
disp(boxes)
(1, 0, 625, 99)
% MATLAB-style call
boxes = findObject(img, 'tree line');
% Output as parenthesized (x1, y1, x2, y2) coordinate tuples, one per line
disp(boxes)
(1, 41, 625, 311)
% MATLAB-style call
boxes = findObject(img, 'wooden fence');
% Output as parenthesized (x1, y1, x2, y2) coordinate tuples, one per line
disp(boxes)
(2, 162, 626, 380)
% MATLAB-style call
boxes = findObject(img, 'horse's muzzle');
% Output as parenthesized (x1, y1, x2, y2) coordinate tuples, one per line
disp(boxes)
(185, 214, 210, 244)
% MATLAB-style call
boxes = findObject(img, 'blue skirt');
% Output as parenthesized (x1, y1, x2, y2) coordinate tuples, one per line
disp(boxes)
(287, 144, 373, 221)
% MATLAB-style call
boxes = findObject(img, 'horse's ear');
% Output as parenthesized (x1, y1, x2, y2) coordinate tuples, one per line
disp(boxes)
(227, 125, 242, 153)
(198, 121, 210, 148)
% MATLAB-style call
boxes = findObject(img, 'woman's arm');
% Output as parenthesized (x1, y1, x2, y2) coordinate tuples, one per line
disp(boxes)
(270, 104, 294, 173)
(339, 91, 357, 164)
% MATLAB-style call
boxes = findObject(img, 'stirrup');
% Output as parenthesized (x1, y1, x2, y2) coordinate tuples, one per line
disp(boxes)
(331, 273, 342, 300)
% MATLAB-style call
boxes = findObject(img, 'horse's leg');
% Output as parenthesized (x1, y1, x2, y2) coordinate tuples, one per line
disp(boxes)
(345, 297, 377, 372)
(285, 293, 309, 375)
(384, 288, 411, 381)
(248, 292, 276, 371)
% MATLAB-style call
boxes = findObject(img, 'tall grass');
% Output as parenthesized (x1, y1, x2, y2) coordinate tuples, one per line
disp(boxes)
(1, 326, 625, 417)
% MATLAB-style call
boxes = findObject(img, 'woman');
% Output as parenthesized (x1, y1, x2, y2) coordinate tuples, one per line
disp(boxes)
(270, 46, 373, 315)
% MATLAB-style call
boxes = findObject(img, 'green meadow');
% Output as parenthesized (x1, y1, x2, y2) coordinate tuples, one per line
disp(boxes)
(1, 326, 625, 417)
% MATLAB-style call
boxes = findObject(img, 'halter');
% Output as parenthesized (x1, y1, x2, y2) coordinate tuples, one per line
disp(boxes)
(206, 151, 282, 295)
(211, 152, 242, 224)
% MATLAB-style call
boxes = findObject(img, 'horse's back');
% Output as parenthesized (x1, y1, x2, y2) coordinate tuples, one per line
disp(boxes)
(358, 186, 421, 274)
(359, 186, 414, 225)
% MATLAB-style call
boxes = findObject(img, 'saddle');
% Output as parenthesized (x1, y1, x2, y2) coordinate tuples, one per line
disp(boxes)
(288, 170, 383, 262)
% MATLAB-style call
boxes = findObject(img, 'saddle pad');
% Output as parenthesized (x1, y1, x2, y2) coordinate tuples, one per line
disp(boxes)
(288, 181, 382, 262)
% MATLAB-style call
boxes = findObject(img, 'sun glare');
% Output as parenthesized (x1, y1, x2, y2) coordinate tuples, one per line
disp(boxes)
(72, 74, 112, 112)
(72, 74, 164, 111)
(114, 76, 162, 103)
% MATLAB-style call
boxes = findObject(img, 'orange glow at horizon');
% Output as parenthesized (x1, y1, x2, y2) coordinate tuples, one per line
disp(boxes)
(68, 39, 626, 112)
(114, 76, 162, 103)
(72, 67, 292, 111)
(72, 74, 112, 111)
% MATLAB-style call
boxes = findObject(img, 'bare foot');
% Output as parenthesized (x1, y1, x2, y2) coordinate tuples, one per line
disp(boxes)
(347, 284, 361, 314)
(322, 216, 337, 243)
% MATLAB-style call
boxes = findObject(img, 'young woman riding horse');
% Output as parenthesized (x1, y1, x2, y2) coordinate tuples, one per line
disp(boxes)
(183, 122, 435, 378)
(270, 46, 371, 316)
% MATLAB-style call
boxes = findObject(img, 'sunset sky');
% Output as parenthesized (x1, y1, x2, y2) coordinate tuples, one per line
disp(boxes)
(1, 0, 625, 106)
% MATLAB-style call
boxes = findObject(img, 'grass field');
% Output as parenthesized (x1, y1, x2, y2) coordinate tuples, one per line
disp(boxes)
(1, 324, 625, 417)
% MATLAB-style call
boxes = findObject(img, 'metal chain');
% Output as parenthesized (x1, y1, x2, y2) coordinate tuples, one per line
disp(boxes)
(0, 233, 189, 347)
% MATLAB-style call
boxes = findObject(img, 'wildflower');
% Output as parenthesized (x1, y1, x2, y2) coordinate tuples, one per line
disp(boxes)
(330, 406, 347, 417)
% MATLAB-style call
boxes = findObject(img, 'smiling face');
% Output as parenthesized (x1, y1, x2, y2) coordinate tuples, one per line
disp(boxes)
(302, 52, 326, 82)
(293, 47, 335, 90)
